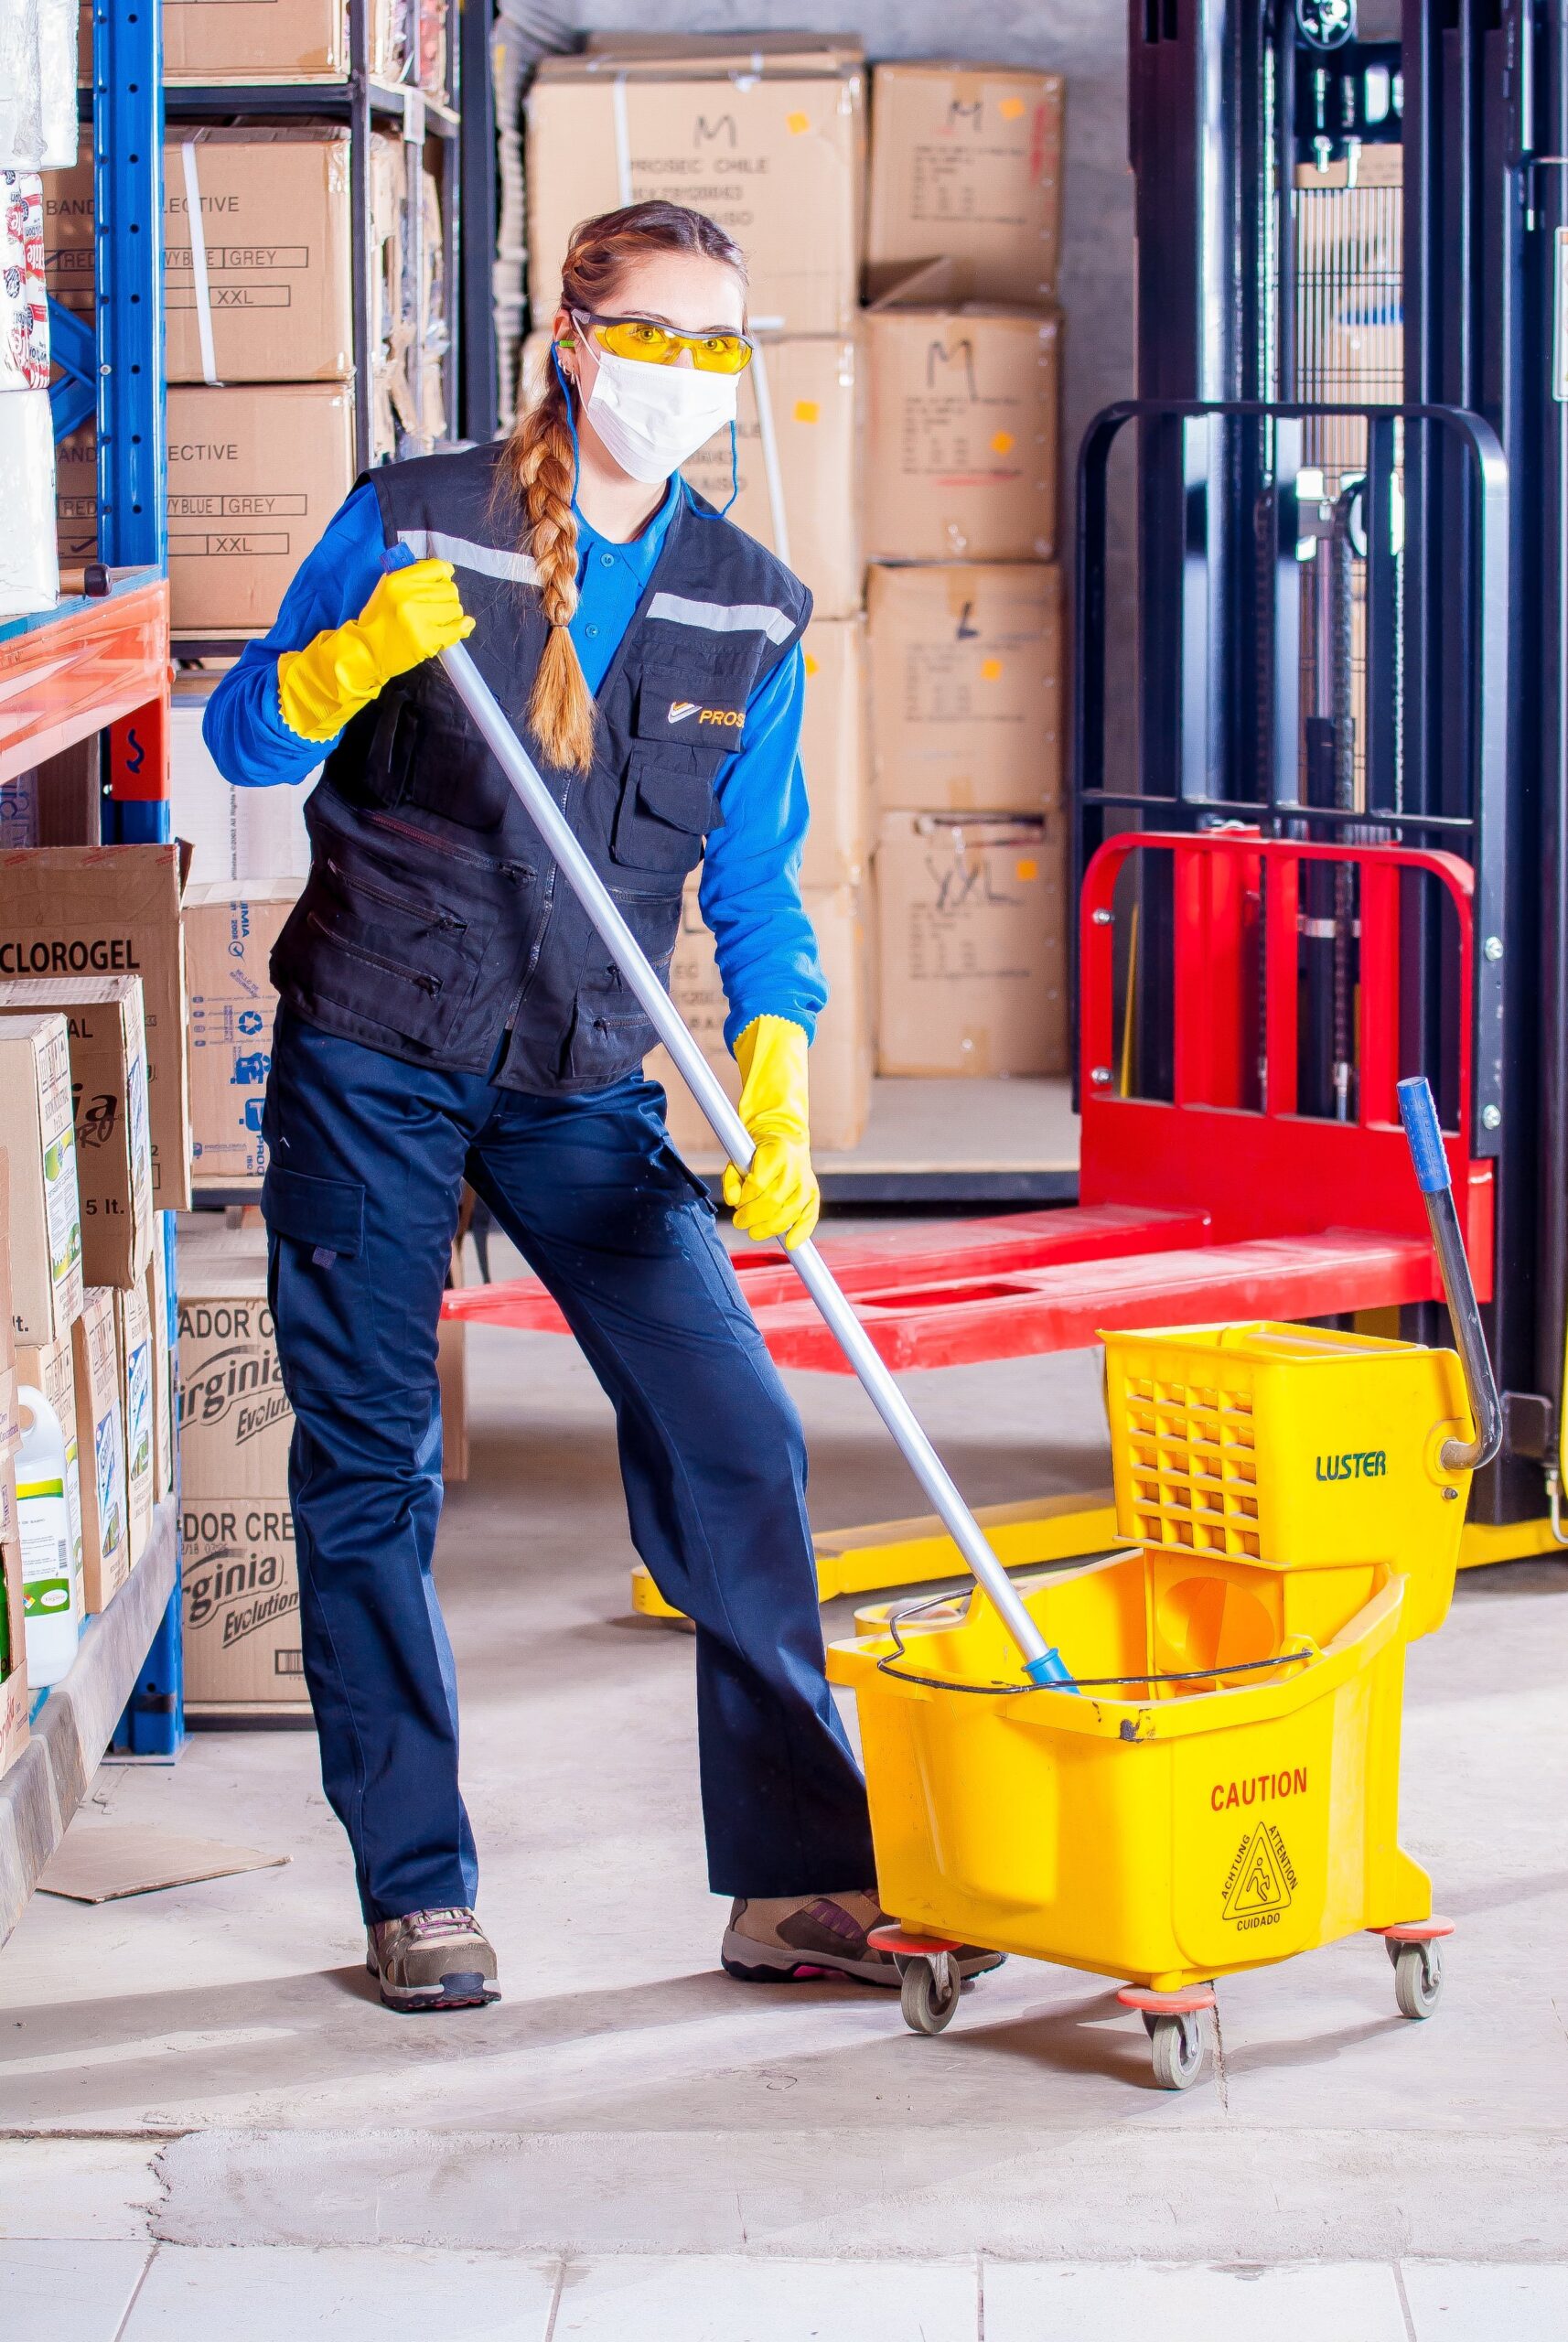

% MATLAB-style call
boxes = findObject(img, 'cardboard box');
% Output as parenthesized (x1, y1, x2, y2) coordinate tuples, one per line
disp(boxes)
(54, 421, 95, 565)
(80, 0, 396, 82)
(0, 1015, 85, 1344)
(867, 62, 1065, 305)
(171, 685, 316, 887)
(72, 1287, 127, 1612)
(181, 1494, 307, 1710)
(0, 975, 155, 1287)
(799, 617, 868, 889)
(166, 384, 356, 633)
(0, 845, 190, 1209)
(526, 55, 864, 338)
(865, 286, 1060, 562)
(183, 881, 298, 1187)
(177, 1243, 292, 1499)
(147, 1222, 175, 1506)
(16, 1329, 86, 1628)
(0, 1152, 21, 1468)
(116, 1280, 156, 1572)
(865, 563, 1064, 814)
(649, 880, 871, 1157)
(683, 336, 861, 618)
(584, 32, 865, 66)
(44, 131, 355, 382)
(0, 1457, 27, 1779)
(874, 812, 1069, 1076)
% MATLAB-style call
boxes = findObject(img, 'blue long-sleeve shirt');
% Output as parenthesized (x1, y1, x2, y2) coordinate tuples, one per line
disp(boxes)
(202, 476, 825, 1047)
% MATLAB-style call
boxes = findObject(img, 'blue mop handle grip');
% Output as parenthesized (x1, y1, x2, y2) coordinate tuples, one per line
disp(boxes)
(1397, 1076, 1451, 1195)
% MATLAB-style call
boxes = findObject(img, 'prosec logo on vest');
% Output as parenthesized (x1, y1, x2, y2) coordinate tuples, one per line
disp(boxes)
(666, 699, 745, 733)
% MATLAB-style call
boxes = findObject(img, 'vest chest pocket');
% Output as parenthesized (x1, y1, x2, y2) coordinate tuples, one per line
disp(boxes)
(286, 854, 492, 1050)
(610, 751, 720, 876)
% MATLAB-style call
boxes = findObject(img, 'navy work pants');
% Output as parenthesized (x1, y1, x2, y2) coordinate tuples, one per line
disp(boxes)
(260, 1007, 875, 1923)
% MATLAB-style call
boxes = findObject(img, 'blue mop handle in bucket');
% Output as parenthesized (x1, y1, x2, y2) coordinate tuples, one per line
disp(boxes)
(436, 636, 1075, 1691)
(1396, 1076, 1502, 1473)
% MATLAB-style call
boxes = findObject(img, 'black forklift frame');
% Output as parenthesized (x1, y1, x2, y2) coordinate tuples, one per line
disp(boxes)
(1115, 0, 1568, 1527)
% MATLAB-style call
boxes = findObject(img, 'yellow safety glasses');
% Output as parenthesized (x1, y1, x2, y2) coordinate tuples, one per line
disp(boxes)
(573, 310, 755, 375)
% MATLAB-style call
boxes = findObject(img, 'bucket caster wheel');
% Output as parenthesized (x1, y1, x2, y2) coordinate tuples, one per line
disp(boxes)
(1392, 1938, 1444, 2019)
(866, 1924, 965, 2037)
(1149, 2009, 1208, 2090)
(1117, 1983, 1216, 2090)
(899, 1953, 959, 2036)
(1368, 1918, 1452, 2021)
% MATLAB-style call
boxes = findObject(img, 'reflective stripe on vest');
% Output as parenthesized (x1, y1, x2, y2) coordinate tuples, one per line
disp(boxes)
(646, 591, 795, 646)
(399, 527, 541, 586)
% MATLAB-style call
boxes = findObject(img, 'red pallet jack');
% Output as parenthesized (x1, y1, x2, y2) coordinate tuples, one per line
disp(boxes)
(445, 824, 1549, 1612)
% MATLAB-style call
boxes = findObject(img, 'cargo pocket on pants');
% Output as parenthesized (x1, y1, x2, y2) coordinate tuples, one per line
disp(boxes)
(262, 1165, 378, 1398)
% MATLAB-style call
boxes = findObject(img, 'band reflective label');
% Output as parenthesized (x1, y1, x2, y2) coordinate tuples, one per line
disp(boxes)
(647, 592, 795, 646)
(397, 530, 541, 585)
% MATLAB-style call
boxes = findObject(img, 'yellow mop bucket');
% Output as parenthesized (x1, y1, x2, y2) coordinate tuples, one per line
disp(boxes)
(827, 1078, 1498, 2088)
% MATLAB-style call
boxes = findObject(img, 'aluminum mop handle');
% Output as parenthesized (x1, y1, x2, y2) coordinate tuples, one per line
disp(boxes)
(439, 640, 1071, 1688)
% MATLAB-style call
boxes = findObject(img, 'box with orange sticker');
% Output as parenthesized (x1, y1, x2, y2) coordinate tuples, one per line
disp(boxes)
(866, 562, 1063, 814)
(682, 337, 860, 618)
(526, 53, 864, 339)
(867, 62, 1066, 306)
(864, 272, 1060, 563)
(796, 618, 868, 889)
(874, 811, 1068, 1078)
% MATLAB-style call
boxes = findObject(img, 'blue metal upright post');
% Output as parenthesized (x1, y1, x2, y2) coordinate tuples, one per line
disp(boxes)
(92, 0, 166, 575)
(91, 0, 183, 1757)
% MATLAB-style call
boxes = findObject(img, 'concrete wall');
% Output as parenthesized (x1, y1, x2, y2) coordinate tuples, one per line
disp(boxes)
(571, 1, 1137, 568)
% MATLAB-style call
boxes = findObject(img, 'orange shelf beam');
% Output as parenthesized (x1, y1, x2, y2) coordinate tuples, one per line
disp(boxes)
(0, 574, 169, 790)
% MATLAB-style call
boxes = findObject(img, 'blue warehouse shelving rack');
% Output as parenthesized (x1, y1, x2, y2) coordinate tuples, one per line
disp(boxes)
(0, 0, 184, 1946)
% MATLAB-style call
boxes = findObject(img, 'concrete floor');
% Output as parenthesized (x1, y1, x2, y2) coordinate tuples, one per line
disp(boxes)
(3, 1252, 1567, 2326)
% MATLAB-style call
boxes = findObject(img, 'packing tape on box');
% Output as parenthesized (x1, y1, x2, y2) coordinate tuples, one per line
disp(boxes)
(180, 138, 224, 388)
(0, 387, 59, 616)
(747, 339, 790, 570)
(611, 73, 632, 208)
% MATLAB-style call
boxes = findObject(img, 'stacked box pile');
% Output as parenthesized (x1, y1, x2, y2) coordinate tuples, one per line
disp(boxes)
(0, 851, 186, 1741)
(525, 35, 875, 1153)
(48, 0, 450, 631)
(864, 62, 1069, 1078)
(176, 1214, 467, 1714)
(0, 847, 196, 1756)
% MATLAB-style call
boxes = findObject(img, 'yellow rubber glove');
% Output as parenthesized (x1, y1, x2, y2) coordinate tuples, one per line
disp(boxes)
(276, 557, 475, 743)
(723, 1014, 821, 1251)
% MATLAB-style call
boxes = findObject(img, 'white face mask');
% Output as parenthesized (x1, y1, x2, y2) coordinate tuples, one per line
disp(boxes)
(580, 342, 738, 484)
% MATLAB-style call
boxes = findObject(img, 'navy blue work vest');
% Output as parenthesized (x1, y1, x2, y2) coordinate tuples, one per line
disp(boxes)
(269, 443, 811, 1093)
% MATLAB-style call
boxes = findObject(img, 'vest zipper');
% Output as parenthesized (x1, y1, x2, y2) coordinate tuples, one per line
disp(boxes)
(500, 774, 575, 1034)
(366, 809, 533, 883)
(308, 913, 444, 995)
(326, 857, 467, 933)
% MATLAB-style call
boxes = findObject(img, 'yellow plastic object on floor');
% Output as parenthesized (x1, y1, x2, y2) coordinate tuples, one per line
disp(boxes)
(827, 1319, 1473, 1996)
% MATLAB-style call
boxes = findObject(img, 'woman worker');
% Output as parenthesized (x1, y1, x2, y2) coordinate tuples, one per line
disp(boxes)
(205, 199, 1000, 2014)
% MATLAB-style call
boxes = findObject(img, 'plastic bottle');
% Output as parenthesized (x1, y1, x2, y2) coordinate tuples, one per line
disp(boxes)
(16, 1384, 81, 1688)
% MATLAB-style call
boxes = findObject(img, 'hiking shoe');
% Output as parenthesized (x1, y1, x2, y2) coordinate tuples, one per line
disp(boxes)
(721, 1892, 1004, 1988)
(366, 1907, 499, 2013)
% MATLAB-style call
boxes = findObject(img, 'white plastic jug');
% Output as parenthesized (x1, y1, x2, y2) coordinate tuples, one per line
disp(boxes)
(16, 1383, 81, 1688)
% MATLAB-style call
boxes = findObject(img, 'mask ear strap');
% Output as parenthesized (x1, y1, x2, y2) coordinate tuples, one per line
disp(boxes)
(551, 341, 585, 516)
(693, 418, 741, 521)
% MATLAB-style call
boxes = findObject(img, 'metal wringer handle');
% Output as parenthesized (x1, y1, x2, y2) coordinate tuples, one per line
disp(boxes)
(438, 640, 1075, 1690)
(1396, 1077, 1503, 1472)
